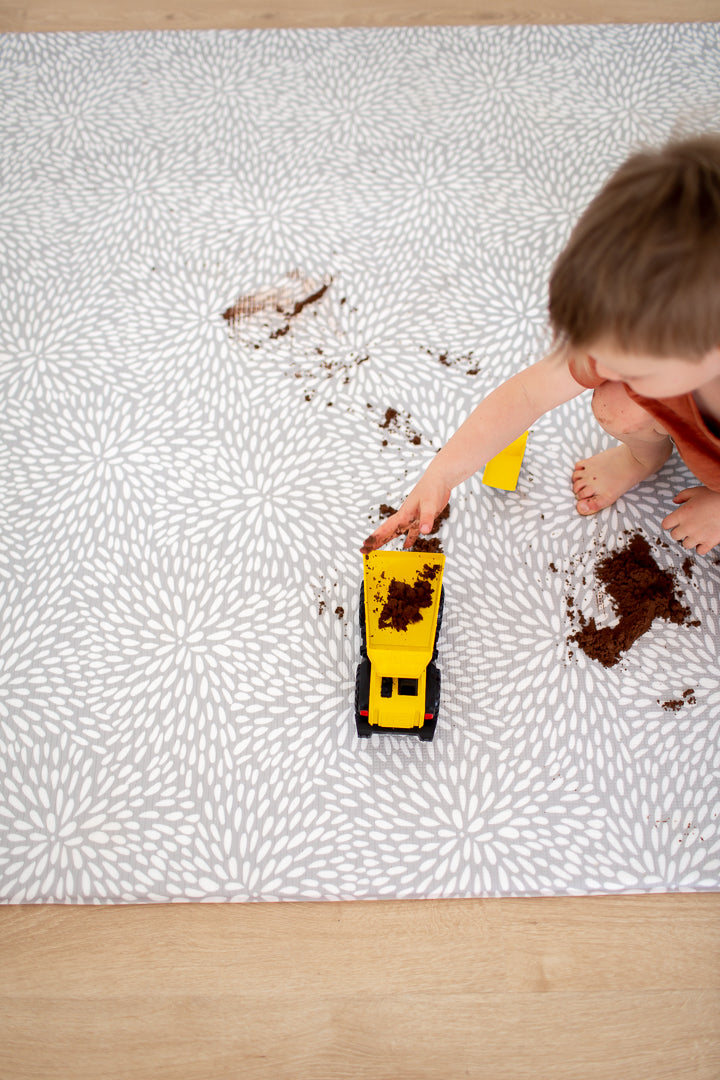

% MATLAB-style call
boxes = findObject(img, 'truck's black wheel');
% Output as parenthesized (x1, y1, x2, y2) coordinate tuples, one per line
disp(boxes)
(354, 658, 372, 738)
(419, 662, 441, 741)
(432, 586, 445, 660)
(358, 585, 367, 657)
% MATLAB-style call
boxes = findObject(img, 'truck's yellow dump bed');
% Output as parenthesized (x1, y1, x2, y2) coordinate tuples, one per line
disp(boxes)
(363, 550, 445, 675)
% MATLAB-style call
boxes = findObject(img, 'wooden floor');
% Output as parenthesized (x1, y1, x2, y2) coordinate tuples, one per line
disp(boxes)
(1, 3, 719, 1079)
(1, 0, 719, 30)
(1, 895, 719, 1080)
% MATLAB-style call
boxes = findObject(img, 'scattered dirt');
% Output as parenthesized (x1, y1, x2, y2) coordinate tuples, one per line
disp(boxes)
(222, 271, 373, 404)
(660, 688, 696, 712)
(423, 347, 481, 376)
(295, 352, 368, 402)
(315, 576, 342, 620)
(566, 532, 700, 668)
(369, 404, 423, 446)
(222, 292, 276, 323)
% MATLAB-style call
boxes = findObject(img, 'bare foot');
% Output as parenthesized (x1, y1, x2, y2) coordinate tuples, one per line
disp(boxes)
(662, 486, 720, 555)
(572, 442, 672, 515)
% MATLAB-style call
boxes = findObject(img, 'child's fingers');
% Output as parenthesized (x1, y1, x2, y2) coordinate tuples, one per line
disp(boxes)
(360, 512, 411, 553)
(360, 493, 444, 554)
(419, 508, 437, 534)
(672, 487, 698, 505)
(404, 501, 444, 548)
(360, 527, 391, 554)
(402, 517, 422, 549)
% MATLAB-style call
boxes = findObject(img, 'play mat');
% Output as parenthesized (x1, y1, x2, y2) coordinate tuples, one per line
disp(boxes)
(1, 24, 719, 902)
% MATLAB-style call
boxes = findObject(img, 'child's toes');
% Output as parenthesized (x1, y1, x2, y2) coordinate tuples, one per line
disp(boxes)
(576, 492, 611, 515)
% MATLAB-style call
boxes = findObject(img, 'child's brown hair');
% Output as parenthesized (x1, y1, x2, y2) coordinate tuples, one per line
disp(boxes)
(548, 134, 720, 359)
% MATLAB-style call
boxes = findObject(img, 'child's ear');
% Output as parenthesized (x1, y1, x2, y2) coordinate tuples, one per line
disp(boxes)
(706, 345, 720, 377)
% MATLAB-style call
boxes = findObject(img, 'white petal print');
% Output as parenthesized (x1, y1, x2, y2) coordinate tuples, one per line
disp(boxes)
(0, 25, 718, 903)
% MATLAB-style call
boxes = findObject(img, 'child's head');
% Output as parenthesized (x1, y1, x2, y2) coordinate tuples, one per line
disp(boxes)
(548, 134, 720, 361)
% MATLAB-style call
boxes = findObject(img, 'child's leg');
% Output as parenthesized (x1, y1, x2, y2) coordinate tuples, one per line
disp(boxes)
(573, 381, 673, 515)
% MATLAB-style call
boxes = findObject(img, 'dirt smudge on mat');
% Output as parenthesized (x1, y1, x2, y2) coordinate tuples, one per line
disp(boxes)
(223, 271, 372, 402)
(268, 281, 331, 339)
(223, 273, 331, 335)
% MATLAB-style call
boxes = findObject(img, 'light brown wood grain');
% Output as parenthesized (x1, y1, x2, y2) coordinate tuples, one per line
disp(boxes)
(0, 0, 719, 32)
(1, 895, 719, 1080)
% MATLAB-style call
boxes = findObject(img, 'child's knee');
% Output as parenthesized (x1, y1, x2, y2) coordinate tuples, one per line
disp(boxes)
(591, 381, 656, 436)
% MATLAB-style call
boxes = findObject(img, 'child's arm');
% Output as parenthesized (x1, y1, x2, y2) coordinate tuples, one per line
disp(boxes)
(361, 348, 586, 553)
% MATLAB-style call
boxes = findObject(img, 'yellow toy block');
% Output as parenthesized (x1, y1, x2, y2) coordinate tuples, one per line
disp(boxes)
(355, 551, 445, 741)
(482, 431, 528, 491)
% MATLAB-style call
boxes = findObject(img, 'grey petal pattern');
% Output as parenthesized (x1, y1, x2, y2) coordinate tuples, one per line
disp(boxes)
(1, 25, 719, 903)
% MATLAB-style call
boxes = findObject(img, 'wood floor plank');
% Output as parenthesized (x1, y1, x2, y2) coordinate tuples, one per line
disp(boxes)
(1, 896, 719, 1080)
(2, 896, 720, 997)
(1, 0, 719, 33)
(2, 989, 719, 1080)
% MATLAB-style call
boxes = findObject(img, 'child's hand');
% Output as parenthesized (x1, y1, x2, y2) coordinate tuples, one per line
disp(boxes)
(360, 478, 451, 554)
(662, 486, 720, 556)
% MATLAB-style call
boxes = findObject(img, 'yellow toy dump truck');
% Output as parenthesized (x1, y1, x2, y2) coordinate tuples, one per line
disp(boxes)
(355, 551, 445, 741)
(354, 434, 526, 741)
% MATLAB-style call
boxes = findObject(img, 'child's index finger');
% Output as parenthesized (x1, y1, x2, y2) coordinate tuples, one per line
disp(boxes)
(359, 522, 398, 554)
(359, 524, 389, 554)
(360, 511, 412, 554)
(403, 516, 422, 549)
(359, 533, 380, 554)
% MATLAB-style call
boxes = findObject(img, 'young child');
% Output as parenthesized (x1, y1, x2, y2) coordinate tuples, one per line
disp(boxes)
(361, 135, 720, 558)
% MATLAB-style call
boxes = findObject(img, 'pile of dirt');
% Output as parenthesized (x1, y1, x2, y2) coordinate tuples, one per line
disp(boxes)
(378, 578, 433, 631)
(568, 532, 699, 668)
(378, 563, 441, 632)
(413, 537, 443, 553)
